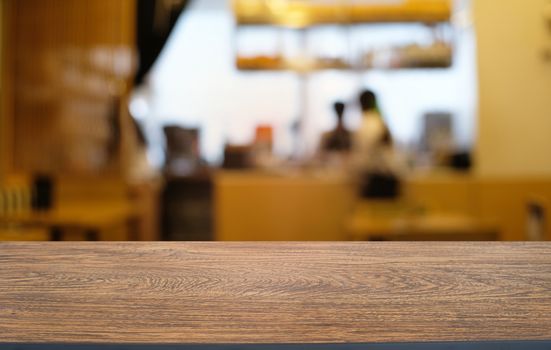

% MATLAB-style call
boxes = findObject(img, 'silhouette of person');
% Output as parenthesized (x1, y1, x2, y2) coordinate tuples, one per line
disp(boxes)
(353, 89, 402, 199)
(321, 101, 352, 153)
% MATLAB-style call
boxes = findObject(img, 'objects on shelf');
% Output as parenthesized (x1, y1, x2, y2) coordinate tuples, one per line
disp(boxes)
(362, 42, 453, 69)
(233, 1, 455, 72)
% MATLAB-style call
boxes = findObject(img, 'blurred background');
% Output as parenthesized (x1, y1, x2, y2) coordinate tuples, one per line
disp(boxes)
(0, 0, 550, 242)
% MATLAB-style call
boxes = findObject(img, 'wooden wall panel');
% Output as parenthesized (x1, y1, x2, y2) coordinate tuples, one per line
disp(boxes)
(0, 0, 13, 184)
(6, 0, 136, 176)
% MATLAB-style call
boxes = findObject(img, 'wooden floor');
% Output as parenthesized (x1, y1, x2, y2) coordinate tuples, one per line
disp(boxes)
(0, 242, 550, 343)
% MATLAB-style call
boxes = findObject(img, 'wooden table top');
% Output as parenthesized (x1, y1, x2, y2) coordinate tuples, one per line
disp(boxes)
(0, 202, 137, 229)
(347, 212, 500, 241)
(0, 242, 550, 344)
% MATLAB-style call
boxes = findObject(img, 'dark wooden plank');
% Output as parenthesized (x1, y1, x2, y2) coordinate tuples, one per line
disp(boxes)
(0, 242, 550, 343)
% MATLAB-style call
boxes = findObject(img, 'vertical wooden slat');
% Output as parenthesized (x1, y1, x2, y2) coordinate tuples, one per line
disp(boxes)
(0, 0, 12, 184)
(0, 0, 5, 184)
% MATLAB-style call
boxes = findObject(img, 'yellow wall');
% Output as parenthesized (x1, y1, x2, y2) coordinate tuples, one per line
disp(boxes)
(474, 0, 551, 177)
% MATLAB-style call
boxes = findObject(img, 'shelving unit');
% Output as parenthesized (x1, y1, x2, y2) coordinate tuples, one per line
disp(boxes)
(233, 0, 454, 70)
(232, 0, 455, 156)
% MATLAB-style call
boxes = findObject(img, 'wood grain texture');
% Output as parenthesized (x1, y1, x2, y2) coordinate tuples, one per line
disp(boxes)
(0, 242, 550, 343)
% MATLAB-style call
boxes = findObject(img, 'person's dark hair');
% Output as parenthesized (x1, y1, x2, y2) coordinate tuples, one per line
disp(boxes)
(333, 101, 345, 120)
(359, 90, 377, 112)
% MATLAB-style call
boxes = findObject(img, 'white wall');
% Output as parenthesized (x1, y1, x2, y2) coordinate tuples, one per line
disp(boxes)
(144, 0, 477, 164)
(475, 0, 551, 177)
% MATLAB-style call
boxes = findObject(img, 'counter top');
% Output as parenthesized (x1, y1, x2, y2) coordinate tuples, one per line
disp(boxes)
(0, 242, 550, 343)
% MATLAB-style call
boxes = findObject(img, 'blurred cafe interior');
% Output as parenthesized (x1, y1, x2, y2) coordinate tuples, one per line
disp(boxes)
(0, 0, 550, 242)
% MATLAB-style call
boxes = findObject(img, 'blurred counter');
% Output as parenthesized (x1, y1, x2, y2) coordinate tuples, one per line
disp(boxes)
(214, 171, 355, 241)
(214, 170, 551, 241)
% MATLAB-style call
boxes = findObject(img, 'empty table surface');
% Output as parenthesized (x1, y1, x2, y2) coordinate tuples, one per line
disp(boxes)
(0, 242, 550, 343)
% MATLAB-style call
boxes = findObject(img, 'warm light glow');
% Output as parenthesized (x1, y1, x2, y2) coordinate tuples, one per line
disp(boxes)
(234, 0, 452, 27)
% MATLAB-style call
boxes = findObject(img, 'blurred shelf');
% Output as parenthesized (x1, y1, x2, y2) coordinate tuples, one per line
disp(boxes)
(236, 56, 286, 71)
(236, 57, 353, 72)
(362, 42, 453, 69)
(235, 48, 453, 72)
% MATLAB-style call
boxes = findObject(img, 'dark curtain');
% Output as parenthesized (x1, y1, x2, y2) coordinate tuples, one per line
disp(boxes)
(135, 0, 191, 85)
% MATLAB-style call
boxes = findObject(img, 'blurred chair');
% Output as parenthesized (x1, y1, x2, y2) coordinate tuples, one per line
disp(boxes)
(526, 195, 549, 241)
(162, 174, 213, 241)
